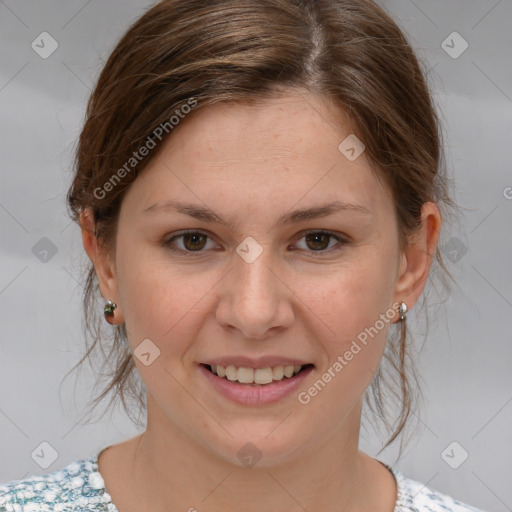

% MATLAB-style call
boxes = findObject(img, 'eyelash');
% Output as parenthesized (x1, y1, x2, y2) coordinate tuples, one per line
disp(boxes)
(163, 229, 349, 257)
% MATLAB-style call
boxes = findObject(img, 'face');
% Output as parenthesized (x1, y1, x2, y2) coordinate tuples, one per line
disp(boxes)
(94, 91, 422, 467)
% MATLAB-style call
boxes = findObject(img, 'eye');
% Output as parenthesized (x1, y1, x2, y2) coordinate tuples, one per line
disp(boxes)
(164, 230, 219, 255)
(293, 230, 348, 254)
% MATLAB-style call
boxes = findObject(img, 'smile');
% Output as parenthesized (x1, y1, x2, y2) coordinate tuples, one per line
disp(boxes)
(199, 363, 315, 405)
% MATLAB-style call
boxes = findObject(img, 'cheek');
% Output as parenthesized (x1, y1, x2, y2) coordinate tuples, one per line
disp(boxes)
(115, 251, 203, 400)
(115, 240, 220, 367)
(298, 283, 394, 414)
(298, 253, 396, 385)
(115, 241, 187, 343)
(304, 255, 395, 336)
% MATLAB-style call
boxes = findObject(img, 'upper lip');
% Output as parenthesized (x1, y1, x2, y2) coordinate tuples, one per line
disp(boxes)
(201, 356, 313, 369)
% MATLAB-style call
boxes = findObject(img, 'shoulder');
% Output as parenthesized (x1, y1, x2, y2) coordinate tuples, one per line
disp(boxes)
(0, 454, 114, 512)
(390, 467, 486, 512)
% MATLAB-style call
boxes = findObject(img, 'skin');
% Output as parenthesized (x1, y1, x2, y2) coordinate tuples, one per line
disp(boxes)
(81, 90, 441, 512)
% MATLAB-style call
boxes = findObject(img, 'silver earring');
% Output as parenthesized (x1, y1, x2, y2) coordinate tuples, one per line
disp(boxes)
(398, 302, 407, 321)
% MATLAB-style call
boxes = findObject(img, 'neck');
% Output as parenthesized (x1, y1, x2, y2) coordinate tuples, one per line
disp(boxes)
(121, 398, 386, 512)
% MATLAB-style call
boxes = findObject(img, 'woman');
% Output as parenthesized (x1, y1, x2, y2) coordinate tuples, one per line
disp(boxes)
(0, 0, 486, 510)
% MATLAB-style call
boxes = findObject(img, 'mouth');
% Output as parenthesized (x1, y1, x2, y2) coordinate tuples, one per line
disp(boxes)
(198, 361, 315, 405)
(201, 363, 315, 386)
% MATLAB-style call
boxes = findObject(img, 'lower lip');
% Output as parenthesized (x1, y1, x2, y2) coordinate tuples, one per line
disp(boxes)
(198, 364, 314, 406)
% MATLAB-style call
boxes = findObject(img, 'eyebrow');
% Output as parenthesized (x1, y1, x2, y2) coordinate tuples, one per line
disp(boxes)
(142, 199, 372, 228)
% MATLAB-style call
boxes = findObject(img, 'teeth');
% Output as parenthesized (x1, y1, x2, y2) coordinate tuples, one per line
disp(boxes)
(273, 365, 284, 380)
(254, 367, 273, 384)
(284, 366, 294, 378)
(208, 364, 305, 384)
(225, 365, 238, 381)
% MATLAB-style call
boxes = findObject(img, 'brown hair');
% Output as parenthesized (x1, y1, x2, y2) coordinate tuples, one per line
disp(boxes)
(65, 0, 459, 456)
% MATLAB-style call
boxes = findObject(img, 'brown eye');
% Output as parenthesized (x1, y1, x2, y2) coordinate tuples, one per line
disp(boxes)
(182, 232, 207, 251)
(305, 232, 331, 251)
(164, 231, 217, 255)
(293, 230, 348, 254)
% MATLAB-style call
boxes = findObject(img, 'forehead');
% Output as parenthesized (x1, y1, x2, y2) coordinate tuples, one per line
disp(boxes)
(174, 93, 355, 162)
(123, 92, 392, 220)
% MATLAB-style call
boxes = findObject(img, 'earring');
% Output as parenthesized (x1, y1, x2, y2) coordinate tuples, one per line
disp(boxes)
(398, 301, 407, 349)
(398, 301, 407, 321)
(104, 300, 117, 324)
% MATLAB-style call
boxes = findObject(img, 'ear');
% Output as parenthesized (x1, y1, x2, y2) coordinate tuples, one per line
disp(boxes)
(79, 208, 124, 324)
(392, 202, 442, 319)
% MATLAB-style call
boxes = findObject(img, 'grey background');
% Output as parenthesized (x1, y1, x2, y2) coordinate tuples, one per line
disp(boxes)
(0, 1, 511, 510)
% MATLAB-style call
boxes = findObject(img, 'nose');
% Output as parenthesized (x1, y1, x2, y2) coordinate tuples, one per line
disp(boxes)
(215, 246, 295, 339)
